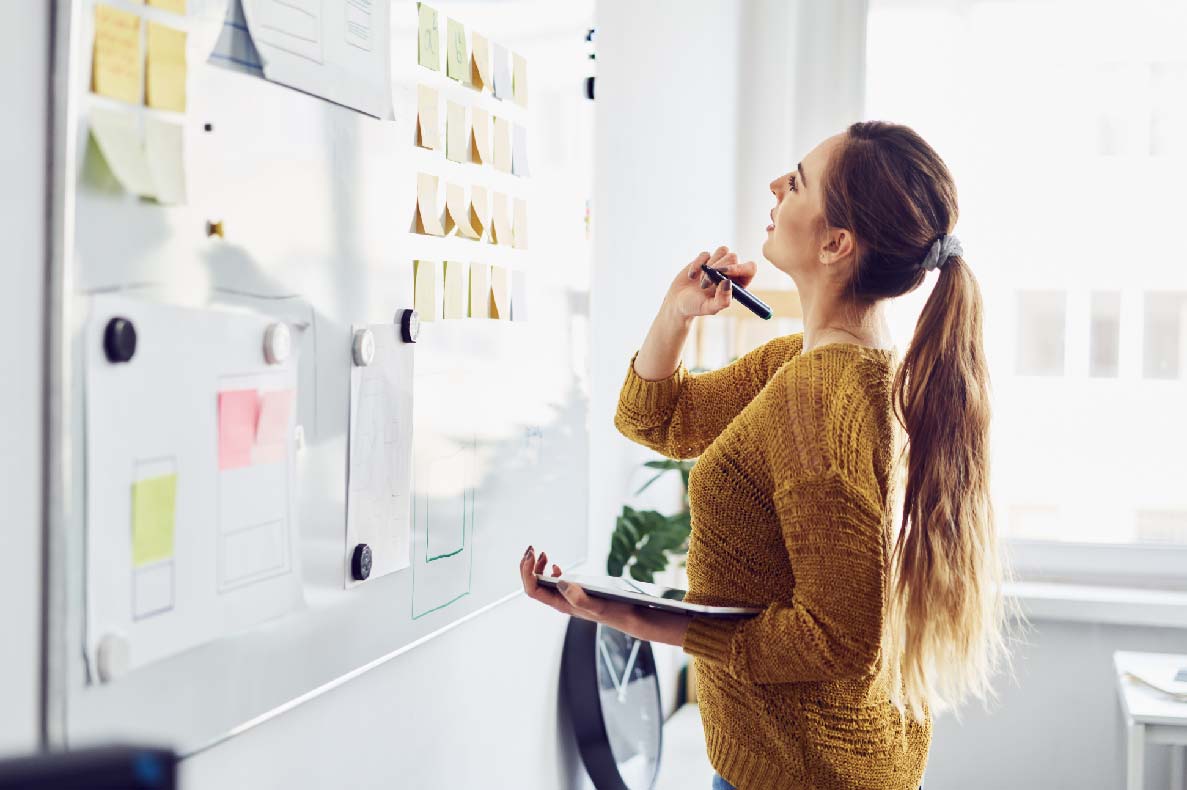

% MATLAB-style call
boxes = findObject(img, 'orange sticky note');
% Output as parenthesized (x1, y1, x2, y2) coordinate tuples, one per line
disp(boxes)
(219, 389, 259, 470)
(469, 184, 489, 238)
(470, 32, 490, 91)
(146, 22, 187, 112)
(491, 192, 513, 247)
(489, 265, 510, 320)
(470, 107, 490, 164)
(416, 84, 439, 149)
(92, 4, 142, 104)
(445, 183, 479, 239)
(415, 173, 445, 235)
(492, 115, 512, 173)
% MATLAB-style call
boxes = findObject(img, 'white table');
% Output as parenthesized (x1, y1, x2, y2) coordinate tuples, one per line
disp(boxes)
(1115, 651, 1187, 790)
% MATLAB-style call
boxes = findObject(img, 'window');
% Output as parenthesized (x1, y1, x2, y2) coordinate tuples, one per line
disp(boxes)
(866, 0, 1187, 582)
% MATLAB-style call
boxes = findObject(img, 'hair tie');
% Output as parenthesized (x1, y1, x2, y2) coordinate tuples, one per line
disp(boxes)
(920, 234, 962, 271)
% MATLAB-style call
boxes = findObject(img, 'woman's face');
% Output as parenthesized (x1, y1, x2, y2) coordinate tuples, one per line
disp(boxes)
(761, 133, 848, 278)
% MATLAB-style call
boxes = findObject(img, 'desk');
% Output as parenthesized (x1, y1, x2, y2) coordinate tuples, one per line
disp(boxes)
(1115, 651, 1187, 790)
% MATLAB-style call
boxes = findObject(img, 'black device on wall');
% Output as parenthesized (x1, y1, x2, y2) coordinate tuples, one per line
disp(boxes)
(0, 745, 177, 789)
(561, 617, 663, 790)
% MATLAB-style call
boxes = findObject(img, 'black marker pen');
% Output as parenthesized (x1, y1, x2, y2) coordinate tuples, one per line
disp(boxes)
(700, 262, 773, 320)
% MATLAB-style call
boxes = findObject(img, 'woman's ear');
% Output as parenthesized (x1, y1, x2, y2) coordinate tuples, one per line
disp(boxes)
(818, 227, 855, 266)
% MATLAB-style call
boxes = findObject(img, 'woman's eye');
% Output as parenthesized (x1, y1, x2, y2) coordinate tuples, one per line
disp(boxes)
(788, 174, 797, 192)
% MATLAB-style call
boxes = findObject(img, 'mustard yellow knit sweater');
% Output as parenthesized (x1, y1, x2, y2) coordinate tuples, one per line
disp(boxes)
(614, 332, 931, 790)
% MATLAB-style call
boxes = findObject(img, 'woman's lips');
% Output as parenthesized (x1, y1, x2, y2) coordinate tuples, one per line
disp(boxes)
(766, 223, 775, 232)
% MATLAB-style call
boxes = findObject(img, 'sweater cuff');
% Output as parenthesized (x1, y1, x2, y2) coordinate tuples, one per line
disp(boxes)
(616, 351, 687, 428)
(682, 615, 742, 668)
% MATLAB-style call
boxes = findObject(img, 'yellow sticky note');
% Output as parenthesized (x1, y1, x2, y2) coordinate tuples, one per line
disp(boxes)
(147, 0, 186, 12)
(446, 18, 467, 82)
(416, 84, 439, 149)
(132, 473, 177, 567)
(146, 22, 187, 112)
(444, 261, 469, 319)
(490, 265, 510, 320)
(415, 173, 444, 235)
(414, 260, 440, 321)
(492, 192, 513, 247)
(92, 4, 142, 104)
(417, 3, 440, 71)
(492, 116, 512, 173)
(470, 107, 490, 164)
(469, 263, 490, 317)
(445, 183, 479, 239)
(513, 198, 528, 250)
(446, 100, 467, 163)
(470, 33, 490, 92)
(470, 184, 489, 238)
(512, 52, 528, 108)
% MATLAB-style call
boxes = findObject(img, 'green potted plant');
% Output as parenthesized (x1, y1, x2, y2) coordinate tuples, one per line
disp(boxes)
(606, 458, 696, 582)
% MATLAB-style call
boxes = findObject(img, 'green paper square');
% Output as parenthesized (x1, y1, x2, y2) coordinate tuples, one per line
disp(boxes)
(132, 473, 177, 567)
(417, 3, 440, 70)
(446, 18, 466, 81)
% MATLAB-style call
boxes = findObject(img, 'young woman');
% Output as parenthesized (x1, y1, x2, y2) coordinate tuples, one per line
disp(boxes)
(520, 121, 1013, 790)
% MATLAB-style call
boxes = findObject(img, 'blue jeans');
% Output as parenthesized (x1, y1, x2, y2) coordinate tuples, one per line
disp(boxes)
(712, 774, 736, 790)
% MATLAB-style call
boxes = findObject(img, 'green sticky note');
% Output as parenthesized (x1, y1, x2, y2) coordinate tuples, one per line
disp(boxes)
(132, 473, 177, 566)
(417, 3, 440, 71)
(446, 18, 466, 81)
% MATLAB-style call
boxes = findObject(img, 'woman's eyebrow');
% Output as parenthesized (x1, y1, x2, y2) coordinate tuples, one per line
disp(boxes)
(797, 161, 807, 188)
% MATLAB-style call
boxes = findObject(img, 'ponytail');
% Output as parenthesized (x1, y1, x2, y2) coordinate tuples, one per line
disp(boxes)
(883, 254, 1019, 721)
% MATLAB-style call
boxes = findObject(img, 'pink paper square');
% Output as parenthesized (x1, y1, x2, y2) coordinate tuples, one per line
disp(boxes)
(218, 389, 258, 470)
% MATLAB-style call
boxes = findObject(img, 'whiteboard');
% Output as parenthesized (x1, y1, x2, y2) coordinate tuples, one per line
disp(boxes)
(52, 0, 593, 754)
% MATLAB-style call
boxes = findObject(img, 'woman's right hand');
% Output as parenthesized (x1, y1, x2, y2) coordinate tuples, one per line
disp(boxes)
(665, 246, 758, 321)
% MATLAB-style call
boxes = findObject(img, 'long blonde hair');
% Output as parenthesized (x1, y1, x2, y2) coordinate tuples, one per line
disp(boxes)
(821, 121, 1023, 722)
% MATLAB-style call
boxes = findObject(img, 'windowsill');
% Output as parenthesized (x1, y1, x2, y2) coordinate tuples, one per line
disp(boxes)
(1005, 581, 1187, 629)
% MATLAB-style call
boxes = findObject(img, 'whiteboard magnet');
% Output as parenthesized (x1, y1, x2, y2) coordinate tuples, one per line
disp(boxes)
(263, 323, 291, 365)
(399, 309, 420, 343)
(103, 317, 137, 363)
(351, 543, 373, 581)
(352, 329, 375, 366)
(206, 220, 224, 238)
(96, 633, 129, 683)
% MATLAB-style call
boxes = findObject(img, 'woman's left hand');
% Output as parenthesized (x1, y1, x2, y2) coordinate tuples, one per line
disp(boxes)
(519, 546, 692, 648)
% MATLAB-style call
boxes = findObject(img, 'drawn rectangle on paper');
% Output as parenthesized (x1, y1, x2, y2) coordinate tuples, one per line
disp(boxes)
(218, 456, 289, 590)
(254, 0, 323, 62)
(346, 323, 414, 585)
(133, 561, 175, 620)
(344, 0, 373, 51)
(221, 519, 286, 587)
(425, 449, 468, 559)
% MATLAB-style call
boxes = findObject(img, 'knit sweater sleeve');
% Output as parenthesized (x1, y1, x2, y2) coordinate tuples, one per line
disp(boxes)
(681, 358, 888, 684)
(613, 333, 804, 460)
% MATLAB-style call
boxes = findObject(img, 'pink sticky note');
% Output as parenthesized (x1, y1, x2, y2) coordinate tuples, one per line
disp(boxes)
(253, 389, 294, 465)
(218, 389, 259, 470)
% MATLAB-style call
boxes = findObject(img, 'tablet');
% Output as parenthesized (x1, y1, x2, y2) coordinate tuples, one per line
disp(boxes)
(534, 573, 761, 619)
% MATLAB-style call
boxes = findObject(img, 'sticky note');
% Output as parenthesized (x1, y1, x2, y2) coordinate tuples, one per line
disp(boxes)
(445, 183, 479, 239)
(470, 32, 490, 92)
(446, 101, 467, 163)
(492, 192, 513, 247)
(492, 116, 512, 173)
(416, 84, 439, 149)
(414, 260, 440, 321)
(145, 117, 186, 204)
(444, 261, 469, 319)
(511, 270, 528, 321)
(92, 4, 142, 104)
(513, 197, 528, 250)
(131, 473, 177, 567)
(492, 42, 511, 100)
(470, 184, 489, 238)
(253, 389, 294, 465)
(417, 3, 440, 70)
(147, 0, 186, 11)
(415, 172, 444, 235)
(512, 124, 529, 177)
(89, 107, 155, 197)
(446, 18, 467, 82)
(512, 52, 528, 107)
(469, 263, 490, 317)
(470, 107, 490, 164)
(490, 265, 510, 320)
(219, 389, 259, 470)
(146, 22, 187, 112)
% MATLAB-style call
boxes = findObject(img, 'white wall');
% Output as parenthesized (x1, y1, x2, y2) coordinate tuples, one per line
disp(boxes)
(0, 1, 47, 759)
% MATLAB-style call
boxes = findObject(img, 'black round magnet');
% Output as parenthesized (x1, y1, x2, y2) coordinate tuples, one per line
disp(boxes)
(399, 308, 420, 343)
(351, 543, 372, 581)
(103, 317, 137, 363)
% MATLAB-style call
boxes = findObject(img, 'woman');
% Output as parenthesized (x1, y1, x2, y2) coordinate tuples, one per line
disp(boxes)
(519, 121, 1012, 789)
